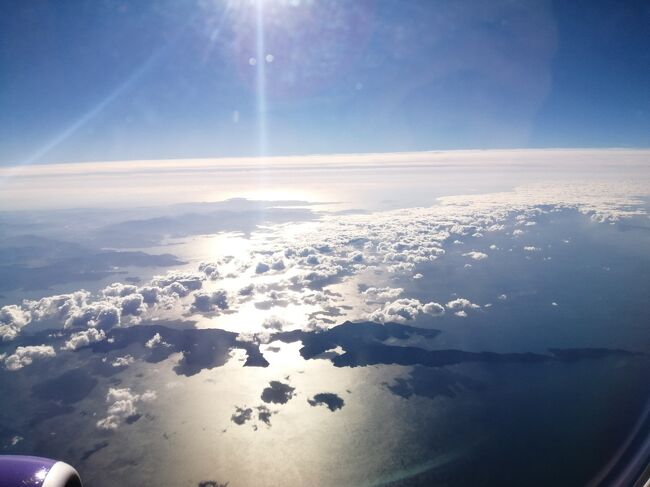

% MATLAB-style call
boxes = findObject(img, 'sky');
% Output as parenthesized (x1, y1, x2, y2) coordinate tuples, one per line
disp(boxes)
(1, 0, 649, 166)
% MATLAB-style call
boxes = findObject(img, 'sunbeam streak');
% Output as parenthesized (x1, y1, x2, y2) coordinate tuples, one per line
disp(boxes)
(19, 46, 168, 168)
(255, 0, 269, 157)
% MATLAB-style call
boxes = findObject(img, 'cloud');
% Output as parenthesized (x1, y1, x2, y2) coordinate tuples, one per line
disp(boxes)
(254, 288, 296, 309)
(236, 330, 274, 344)
(145, 332, 169, 349)
(422, 302, 445, 316)
(368, 298, 422, 323)
(96, 387, 156, 430)
(0, 263, 218, 342)
(102, 283, 138, 297)
(65, 302, 121, 330)
(238, 284, 255, 296)
(199, 262, 220, 280)
(1, 168, 647, 347)
(361, 287, 403, 303)
(262, 316, 290, 331)
(463, 251, 488, 260)
(150, 271, 204, 292)
(25, 291, 91, 322)
(111, 355, 135, 367)
(369, 298, 446, 323)
(138, 286, 162, 305)
(255, 262, 271, 274)
(3, 345, 56, 371)
(118, 293, 146, 316)
(191, 290, 229, 313)
(63, 328, 107, 350)
(446, 298, 480, 310)
(0, 305, 31, 341)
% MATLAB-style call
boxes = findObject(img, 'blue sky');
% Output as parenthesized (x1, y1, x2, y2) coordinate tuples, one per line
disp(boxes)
(1, 0, 649, 166)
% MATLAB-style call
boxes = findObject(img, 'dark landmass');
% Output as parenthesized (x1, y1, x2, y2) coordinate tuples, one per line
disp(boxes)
(7, 321, 644, 381)
(230, 407, 252, 425)
(385, 366, 484, 400)
(260, 381, 295, 404)
(198, 481, 229, 487)
(89, 324, 269, 375)
(91, 206, 318, 247)
(81, 441, 109, 461)
(275, 321, 550, 368)
(32, 368, 98, 404)
(548, 348, 642, 361)
(28, 402, 75, 427)
(257, 405, 273, 425)
(276, 321, 442, 358)
(0, 235, 182, 291)
(307, 393, 345, 411)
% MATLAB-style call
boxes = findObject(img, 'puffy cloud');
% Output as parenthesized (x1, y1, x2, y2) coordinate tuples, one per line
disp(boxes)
(191, 290, 229, 313)
(524, 246, 541, 252)
(463, 251, 488, 260)
(0, 265, 215, 342)
(145, 332, 169, 349)
(446, 298, 480, 310)
(271, 259, 286, 271)
(454, 310, 468, 318)
(255, 262, 270, 274)
(361, 287, 403, 303)
(290, 264, 345, 288)
(199, 262, 220, 280)
(111, 355, 135, 367)
(422, 302, 445, 316)
(238, 284, 256, 296)
(150, 271, 204, 291)
(236, 329, 274, 344)
(63, 328, 106, 350)
(138, 286, 161, 305)
(369, 296, 446, 323)
(119, 293, 146, 316)
(261, 316, 290, 331)
(3, 345, 56, 371)
(25, 291, 91, 322)
(253, 288, 295, 309)
(102, 283, 138, 297)
(96, 387, 156, 430)
(0, 305, 31, 341)
(369, 298, 423, 323)
(65, 302, 121, 330)
(162, 281, 191, 298)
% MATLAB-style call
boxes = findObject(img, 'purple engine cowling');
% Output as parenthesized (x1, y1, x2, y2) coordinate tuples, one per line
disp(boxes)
(0, 456, 81, 487)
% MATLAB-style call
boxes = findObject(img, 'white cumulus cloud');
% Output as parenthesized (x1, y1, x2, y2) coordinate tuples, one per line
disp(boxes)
(3, 345, 56, 371)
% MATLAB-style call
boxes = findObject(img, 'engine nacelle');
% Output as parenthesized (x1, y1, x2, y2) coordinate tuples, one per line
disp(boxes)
(0, 456, 81, 487)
